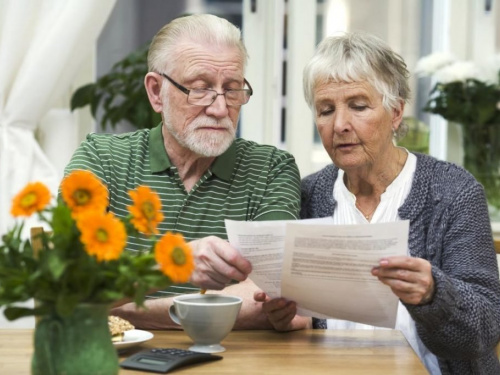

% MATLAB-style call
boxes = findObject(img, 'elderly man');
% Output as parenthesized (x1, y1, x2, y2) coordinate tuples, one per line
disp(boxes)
(64, 14, 303, 330)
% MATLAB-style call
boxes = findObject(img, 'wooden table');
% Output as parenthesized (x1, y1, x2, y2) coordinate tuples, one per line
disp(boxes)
(0, 329, 427, 374)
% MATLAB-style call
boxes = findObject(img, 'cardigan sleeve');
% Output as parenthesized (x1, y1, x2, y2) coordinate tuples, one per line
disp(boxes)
(405, 180, 500, 360)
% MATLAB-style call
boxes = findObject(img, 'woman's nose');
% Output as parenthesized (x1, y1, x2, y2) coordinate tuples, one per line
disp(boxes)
(332, 108, 350, 133)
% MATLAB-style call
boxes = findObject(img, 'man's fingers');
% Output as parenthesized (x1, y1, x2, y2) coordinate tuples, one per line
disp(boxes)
(211, 241, 252, 277)
(189, 236, 252, 289)
(190, 270, 231, 290)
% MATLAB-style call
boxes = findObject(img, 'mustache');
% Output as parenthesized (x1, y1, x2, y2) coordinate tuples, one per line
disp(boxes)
(190, 117, 234, 129)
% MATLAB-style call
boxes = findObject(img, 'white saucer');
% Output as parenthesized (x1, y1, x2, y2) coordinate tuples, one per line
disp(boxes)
(113, 329, 154, 350)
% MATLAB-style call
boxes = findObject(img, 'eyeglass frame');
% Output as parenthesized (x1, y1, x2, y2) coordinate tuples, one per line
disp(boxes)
(159, 73, 253, 107)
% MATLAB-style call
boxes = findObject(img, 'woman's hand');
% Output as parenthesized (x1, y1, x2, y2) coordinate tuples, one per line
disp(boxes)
(371, 256, 435, 305)
(254, 290, 312, 331)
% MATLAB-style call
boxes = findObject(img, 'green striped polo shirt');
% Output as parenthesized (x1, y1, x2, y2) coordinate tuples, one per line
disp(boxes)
(64, 123, 301, 297)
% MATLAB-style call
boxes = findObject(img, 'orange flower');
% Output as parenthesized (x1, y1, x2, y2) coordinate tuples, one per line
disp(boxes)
(154, 232, 194, 283)
(11, 182, 51, 217)
(128, 186, 164, 235)
(60, 170, 108, 216)
(76, 211, 126, 262)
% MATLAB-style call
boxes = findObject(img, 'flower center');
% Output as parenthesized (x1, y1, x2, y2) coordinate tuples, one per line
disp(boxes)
(96, 228, 108, 242)
(141, 201, 155, 219)
(73, 189, 90, 205)
(171, 247, 186, 265)
(20, 192, 37, 208)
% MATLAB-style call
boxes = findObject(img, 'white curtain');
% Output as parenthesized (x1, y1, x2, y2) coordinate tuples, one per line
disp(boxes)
(0, 0, 116, 236)
(0, 0, 116, 328)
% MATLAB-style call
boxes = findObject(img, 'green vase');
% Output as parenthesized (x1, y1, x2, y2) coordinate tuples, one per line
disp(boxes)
(32, 303, 118, 375)
(462, 123, 500, 221)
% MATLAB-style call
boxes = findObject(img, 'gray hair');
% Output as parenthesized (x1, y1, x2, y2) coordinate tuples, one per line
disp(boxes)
(148, 14, 248, 74)
(303, 32, 410, 140)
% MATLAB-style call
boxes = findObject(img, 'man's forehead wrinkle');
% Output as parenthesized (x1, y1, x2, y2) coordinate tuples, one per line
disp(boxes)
(173, 41, 244, 74)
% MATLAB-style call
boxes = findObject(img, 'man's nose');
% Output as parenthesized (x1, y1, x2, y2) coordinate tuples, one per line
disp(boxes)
(205, 93, 230, 118)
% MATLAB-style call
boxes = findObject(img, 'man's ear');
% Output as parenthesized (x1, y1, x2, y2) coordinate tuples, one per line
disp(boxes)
(144, 72, 164, 113)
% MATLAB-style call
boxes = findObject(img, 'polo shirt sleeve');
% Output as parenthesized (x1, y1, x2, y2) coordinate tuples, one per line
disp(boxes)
(253, 149, 301, 221)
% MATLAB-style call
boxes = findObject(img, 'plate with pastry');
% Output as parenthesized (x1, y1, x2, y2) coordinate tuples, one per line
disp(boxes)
(109, 315, 154, 350)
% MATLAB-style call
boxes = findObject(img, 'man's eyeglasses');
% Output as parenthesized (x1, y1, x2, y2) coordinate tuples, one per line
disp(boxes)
(159, 73, 253, 107)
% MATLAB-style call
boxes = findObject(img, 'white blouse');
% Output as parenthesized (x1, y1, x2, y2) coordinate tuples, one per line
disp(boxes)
(328, 150, 441, 374)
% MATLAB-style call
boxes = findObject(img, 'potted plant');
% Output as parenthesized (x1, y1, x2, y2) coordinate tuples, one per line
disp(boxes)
(0, 170, 194, 375)
(416, 52, 500, 220)
(70, 43, 161, 131)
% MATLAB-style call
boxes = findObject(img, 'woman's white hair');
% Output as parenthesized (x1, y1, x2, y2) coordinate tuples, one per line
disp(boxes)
(303, 32, 410, 139)
(148, 14, 248, 74)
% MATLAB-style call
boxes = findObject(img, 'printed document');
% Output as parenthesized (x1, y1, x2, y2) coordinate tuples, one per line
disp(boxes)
(225, 218, 409, 328)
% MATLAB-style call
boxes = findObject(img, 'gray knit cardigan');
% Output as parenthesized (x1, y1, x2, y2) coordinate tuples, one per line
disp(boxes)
(301, 153, 500, 374)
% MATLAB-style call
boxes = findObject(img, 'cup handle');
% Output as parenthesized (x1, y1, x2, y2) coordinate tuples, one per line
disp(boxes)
(169, 304, 181, 325)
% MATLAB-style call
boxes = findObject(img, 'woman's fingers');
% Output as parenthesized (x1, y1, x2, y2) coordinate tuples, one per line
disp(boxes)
(372, 256, 435, 305)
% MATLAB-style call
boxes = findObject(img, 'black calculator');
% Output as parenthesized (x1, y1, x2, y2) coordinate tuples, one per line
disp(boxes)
(120, 348, 222, 373)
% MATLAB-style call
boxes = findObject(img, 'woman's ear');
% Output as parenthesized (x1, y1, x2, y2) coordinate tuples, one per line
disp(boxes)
(144, 73, 164, 113)
(391, 99, 405, 130)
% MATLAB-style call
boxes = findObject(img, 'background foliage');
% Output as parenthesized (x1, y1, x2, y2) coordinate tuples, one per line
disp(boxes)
(70, 43, 161, 130)
(423, 73, 500, 126)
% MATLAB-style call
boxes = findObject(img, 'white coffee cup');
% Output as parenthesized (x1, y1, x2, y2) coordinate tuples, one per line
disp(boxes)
(169, 294, 242, 353)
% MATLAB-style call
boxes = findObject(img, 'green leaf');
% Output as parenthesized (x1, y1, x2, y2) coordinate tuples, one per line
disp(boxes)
(46, 252, 67, 281)
(91, 92, 103, 118)
(70, 83, 96, 111)
(94, 290, 123, 302)
(4, 306, 35, 320)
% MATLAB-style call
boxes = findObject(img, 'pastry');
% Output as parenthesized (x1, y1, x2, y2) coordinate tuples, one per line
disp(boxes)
(108, 315, 134, 342)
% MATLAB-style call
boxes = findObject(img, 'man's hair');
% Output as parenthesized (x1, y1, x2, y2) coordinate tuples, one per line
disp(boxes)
(148, 14, 248, 74)
(303, 32, 410, 138)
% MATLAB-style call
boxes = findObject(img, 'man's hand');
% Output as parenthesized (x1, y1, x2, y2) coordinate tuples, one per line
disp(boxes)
(371, 256, 435, 305)
(254, 290, 312, 331)
(189, 236, 252, 290)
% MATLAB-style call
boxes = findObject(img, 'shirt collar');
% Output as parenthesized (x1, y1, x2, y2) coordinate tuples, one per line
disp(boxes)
(148, 123, 236, 181)
(149, 123, 172, 172)
(211, 140, 236, 181)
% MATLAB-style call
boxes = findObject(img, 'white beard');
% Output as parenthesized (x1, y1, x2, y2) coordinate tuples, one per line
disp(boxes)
(162, 102, 236, 157)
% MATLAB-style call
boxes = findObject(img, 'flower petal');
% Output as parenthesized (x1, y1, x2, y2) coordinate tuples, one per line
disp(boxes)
(77, 211, 126, 262)
(60, 170, 109, 216)
(127, 186, 163, 235)
(11, 182, 51, 217)
(154, 232, 194, 283)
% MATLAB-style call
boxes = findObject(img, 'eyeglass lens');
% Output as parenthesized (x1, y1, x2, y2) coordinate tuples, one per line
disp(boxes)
(188, 89, 250, 106)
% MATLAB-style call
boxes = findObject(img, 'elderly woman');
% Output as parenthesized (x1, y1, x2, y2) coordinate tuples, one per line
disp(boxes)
(255, 32, 500, 374)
